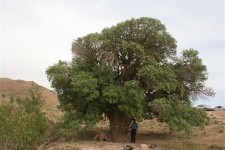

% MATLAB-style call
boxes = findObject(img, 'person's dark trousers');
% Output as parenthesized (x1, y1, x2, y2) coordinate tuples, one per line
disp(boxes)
(131, 129, 136, 143)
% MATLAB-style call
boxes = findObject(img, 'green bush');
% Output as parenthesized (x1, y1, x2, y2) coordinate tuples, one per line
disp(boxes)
(0, 90, 48, 149)
(51, 111, 98, 141)
(151, 98, 207, 134)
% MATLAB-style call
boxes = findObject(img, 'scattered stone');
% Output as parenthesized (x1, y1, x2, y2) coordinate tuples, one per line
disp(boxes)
(94, 132, 108, 141)
(140, 144, 148, 150)
(149, 144, 157, 148)
(124, 144, 135, 150)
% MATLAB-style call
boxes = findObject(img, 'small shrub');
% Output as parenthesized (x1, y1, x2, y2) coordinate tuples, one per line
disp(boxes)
(51, 111, 98, 141)
(0, 89, 49, 149)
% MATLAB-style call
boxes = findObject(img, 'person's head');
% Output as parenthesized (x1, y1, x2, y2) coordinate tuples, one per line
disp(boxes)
(132, 118, 136, 122)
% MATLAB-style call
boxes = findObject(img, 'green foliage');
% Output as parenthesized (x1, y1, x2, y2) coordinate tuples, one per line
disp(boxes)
(71, 72, 99, 102)
(117, 81, 145, 117)
(0, 90, 48, 149)
(46, 17, 214, 138)
(137, 58, 177, 92)
(174, 49, 215, 100)
(52, 111, 98, 141)
(151, 98, 207, 134)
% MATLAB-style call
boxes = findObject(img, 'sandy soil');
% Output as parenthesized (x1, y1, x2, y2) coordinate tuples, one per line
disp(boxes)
(41, 110, 225, 150)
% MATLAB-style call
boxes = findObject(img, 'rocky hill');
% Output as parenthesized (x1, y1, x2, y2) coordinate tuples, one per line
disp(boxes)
(0, 78, 61, 122)
(0, 78, 58, 107)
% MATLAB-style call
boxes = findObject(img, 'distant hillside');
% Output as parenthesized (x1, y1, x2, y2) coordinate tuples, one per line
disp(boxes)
(0, 78, 59, 108)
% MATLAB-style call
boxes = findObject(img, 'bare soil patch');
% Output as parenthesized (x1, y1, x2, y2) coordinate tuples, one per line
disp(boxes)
(42, 111, 225, 150)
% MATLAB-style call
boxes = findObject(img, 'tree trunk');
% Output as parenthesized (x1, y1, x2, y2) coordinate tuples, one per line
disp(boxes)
(107, 106, 133, 142)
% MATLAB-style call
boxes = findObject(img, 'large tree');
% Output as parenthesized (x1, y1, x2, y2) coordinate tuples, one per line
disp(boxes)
(46, 17, 214, 142)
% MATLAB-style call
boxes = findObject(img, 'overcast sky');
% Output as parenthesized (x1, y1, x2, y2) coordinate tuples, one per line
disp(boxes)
(0, 0, 224, 107)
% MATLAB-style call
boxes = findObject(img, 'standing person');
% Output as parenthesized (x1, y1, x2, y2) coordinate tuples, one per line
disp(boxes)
(130, 118, 138, 143)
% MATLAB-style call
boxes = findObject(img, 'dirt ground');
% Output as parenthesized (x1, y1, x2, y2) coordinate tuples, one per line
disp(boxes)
(41, 110, 225, 150)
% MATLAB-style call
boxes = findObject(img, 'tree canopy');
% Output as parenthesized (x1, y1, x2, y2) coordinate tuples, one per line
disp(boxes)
(46, 17, 214, 141)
